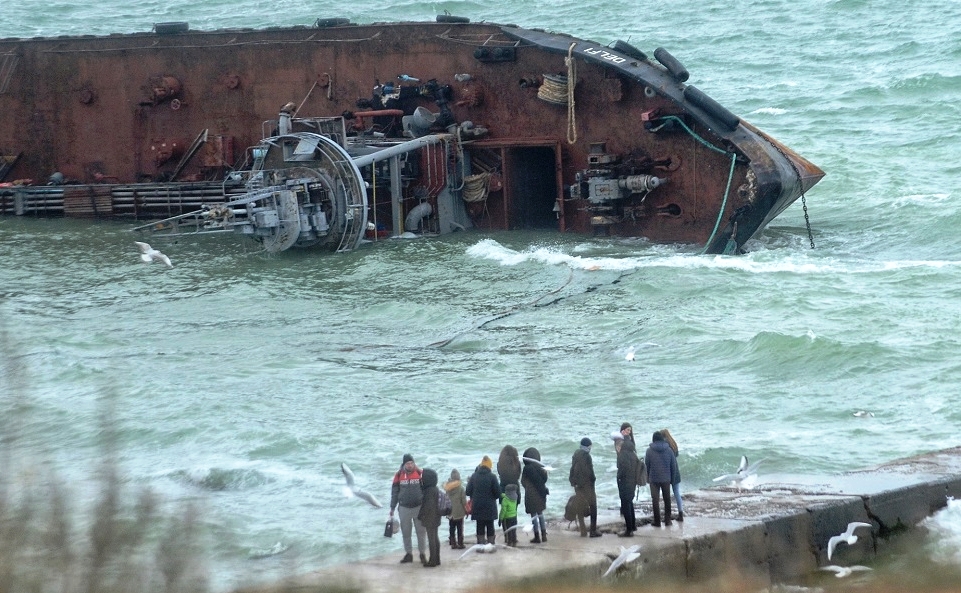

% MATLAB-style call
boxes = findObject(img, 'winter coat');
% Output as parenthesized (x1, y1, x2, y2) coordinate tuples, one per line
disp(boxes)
(645, 439, 679, 485)
(520, 447, 549, 515)
(417, 468, 441, 529)
(498, 486, 519, 522)
(497, 445, 522, 493)
(465, 464, 500, 521)
(444, 469, 468, 521)
(389, 465, 424, 510)
(616, 438, 640, 498)
(569, 447, 597, 503)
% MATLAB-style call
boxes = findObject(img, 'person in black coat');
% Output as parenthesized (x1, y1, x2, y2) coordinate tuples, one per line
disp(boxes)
(569, 437, 601, 537)
(465, 455, 500, 544)
(645, 431, 679, 527)
(417, 468, 441, 567)
(521, 446, 549, 543)
(616, 437, 640, 536)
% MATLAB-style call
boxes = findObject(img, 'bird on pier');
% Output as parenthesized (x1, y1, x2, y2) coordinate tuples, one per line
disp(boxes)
(134, 241, 173, 268)
(827, 521, 872, 560)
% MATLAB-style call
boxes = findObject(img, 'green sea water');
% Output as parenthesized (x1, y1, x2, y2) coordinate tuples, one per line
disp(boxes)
(1, 0, 960, 589)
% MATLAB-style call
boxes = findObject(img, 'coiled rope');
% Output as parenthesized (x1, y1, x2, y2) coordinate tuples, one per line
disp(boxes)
(462, 172, 490, 203)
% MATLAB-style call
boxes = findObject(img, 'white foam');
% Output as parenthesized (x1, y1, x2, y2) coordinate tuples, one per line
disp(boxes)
(751, 107, 788, 115)
(922, 497, 961, 565)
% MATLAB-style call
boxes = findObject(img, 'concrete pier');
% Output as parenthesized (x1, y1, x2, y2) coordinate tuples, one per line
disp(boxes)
(267, 447, 961, 592)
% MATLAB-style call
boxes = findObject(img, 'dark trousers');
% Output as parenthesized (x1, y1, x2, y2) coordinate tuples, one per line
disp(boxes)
(650, 482, 672, 525)
(448, 517, 464, 546)
(619, 492, 636, 532)
(476, 519, 495, 543)
(502, 516, 517, 544)
(426, 526, 440, 565)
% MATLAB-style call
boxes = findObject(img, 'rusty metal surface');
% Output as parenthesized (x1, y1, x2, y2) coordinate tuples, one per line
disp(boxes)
(0, 20, 823, 250)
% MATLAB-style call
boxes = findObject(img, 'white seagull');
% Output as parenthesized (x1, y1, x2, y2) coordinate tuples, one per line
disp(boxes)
(827, 521, 872, 560)
(819, 564, 873, 578)
(712, 455, 765, 491)
(853, 410, 875, 418)
(503, 522, 534, 535)
(625, 346, 635, 362)
(134, 241, 173, 268)
(340, 463, 382, 508)
(602, 544, 641, 578)
(521, 456, 556, 471)
(458, 542, 515, 559)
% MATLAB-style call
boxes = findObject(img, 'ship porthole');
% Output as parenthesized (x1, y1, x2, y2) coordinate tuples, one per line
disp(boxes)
(644, 86, 656, 98)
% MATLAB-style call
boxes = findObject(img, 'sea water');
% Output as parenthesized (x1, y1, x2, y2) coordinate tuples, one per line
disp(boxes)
(1, 0, 960, 589)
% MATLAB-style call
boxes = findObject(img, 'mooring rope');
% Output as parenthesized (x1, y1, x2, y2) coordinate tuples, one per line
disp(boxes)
(566, 42, 578, 144)
(462, 172, 490, 203)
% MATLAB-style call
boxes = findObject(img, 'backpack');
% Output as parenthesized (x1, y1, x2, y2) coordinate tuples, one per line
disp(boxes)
(635, 458, 647, 487)
(438, 489, 452, 516)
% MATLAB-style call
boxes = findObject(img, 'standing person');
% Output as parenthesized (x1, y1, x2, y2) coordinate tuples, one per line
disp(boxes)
(616, 430, 639, 537)
(520, 447, 549, 544)
(569, 437, 602, 538)
(465, 455, 500, 544)
(444, 468, 468, 549)
(497, 445, 522, 493)
(660, 428, 684, 522)
(388, 453, 427, 564)
(499, 483, 520, 546)
(417, 468, 441, 567)
(645, 432, 679, 528)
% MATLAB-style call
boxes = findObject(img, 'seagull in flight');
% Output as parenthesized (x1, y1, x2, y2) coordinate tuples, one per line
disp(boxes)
(340, 463, 382, 508)
(521, 456, 555, 471)
(625, 346, 635, 362)
(827, 521, 872, 560)
(458, 542, 515, 559)
(712, 455, 765, 491)
(503, 522, 534, 535)
(134, 241, 173, 268)
(819, 564, 872, 578)
(602, 544, 641, 578)
(853, 410, 875, 418)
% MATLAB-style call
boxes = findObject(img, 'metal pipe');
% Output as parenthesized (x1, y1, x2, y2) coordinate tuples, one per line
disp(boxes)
(351, 134, 451, 168)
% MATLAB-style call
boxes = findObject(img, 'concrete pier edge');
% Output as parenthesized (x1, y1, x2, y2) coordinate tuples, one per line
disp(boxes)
(260, 446, 961, 593)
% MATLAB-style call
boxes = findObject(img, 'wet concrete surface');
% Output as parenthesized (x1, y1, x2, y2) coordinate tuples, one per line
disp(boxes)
(255, 446, 961, 593)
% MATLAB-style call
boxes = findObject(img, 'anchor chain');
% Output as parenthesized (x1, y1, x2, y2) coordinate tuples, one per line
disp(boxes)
(766, 139, 816, 249)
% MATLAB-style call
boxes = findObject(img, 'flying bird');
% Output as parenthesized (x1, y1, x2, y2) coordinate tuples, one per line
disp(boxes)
(712, 455, 765, 491)
(134, 241, 173, 268)
(503, 522, 534, 535)
(602, 544, 641, 578)
(853, 410, 875, 418)
(340, 463, 382, 508)
(458, 542, 515, 559)
(521, 456, 555, 471)
(827, 521, 872, 560)
(819, 565, 872, 578)
(625, 346, 635, 362)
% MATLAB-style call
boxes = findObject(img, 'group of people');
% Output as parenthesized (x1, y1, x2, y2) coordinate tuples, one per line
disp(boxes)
(385, 427, 682, 567)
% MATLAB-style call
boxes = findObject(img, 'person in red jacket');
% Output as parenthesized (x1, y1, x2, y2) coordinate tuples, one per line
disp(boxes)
(389, 453, 426, 564)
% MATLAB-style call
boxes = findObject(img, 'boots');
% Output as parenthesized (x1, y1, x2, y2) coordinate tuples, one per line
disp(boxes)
(577, 515, 588, 537)
(530, 532, 541, 544)
(449, 535, 456, 547)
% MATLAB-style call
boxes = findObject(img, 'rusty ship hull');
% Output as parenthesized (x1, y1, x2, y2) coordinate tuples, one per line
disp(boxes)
(0, 17, 824, 254)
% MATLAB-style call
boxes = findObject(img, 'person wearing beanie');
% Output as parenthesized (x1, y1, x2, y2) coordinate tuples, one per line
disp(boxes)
(465, 455, 500, 545)
(569, 437, 601, 537)
(444, 468, 468, 549)
(521, 447, 549, 544)
(645, 431, 679, 528)
(616, 432, 640, 537)
(389, 453, 427, 564)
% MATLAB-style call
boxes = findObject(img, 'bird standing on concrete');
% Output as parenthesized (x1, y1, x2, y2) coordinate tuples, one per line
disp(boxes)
(827, 521, 872, 560)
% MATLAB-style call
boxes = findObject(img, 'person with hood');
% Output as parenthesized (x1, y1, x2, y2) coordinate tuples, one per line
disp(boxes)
(465, 455, 500, 544)
(616, 429, 640, 536)
(569, 437, 602, 538)
(645, 431, 679, 527)
(520, 446, 549, 543)
(499, 483, 520, 546)
(417, 468, 442, 567)
(444, 468, 468, 549)
(388, 453, 426, 564)
(496, 444, 522, 494)
(661, 428, 684, 522)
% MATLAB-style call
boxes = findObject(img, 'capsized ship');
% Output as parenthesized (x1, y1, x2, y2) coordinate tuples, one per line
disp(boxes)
(0, 16, 823, 254)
